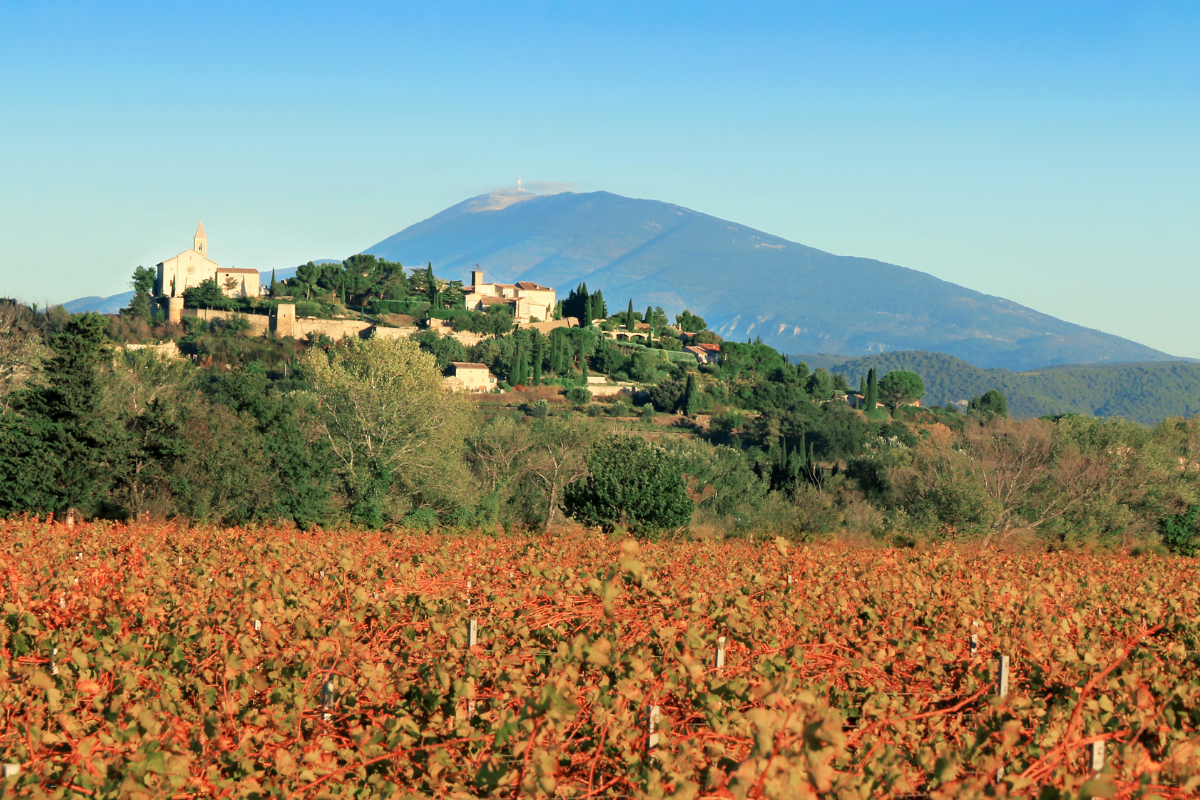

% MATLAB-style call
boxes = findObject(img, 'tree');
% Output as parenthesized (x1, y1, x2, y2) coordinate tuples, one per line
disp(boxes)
(412, 331, 467, 372)
(0, 314, 114, 517)
(878, 370, 925, 409)
(183, 278, 229, 310)
(222, 275, 240, 296)
(131, 265, 156, 296)
(626, 299, 635, 332)
(532, 334, 543, 385)
(805, 368, 835, 401)
(675, 309, 707, 333)
(584, 295, 593, 327)
(678, 373, 699, 416)
(527, 417, 600, 533)
(269, 268, 278, 297)
(563, 435, 693, 535)
(295, 262, 322, 300)
(971, 389, 1008, 418)
(865, 368, 878, 411)
(300, 337, 471, 526)
(591, 290, 607, 320)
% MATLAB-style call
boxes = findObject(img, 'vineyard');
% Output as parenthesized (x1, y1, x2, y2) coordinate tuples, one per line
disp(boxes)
(3, 521, 1200, 798)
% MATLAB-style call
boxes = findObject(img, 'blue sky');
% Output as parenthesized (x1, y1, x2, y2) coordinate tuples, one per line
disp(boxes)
(2, 1, 1197, 356)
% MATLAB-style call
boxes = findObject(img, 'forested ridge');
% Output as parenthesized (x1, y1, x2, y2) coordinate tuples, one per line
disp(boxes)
(799, 350, 1200, 425)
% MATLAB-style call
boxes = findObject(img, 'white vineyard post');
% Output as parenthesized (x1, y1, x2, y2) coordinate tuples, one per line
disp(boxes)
(715, 636, 726, 671)
(647, 705, 661, 751)
(50, 647, 58, 676)
(1090, 741, 1105, 772)
(996, 655, 1010, 697)
(1, 764, 19, 778)
(468, 619, 478, 648)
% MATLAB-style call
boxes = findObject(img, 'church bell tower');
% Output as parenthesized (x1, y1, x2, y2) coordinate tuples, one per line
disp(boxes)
(194, 221, 208, 255)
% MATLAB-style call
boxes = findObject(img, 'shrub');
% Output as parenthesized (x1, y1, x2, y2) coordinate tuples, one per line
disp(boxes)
(565, 386, 592, 406)
(1162, 505, 1199, 556)
(563, 435, 693, 535)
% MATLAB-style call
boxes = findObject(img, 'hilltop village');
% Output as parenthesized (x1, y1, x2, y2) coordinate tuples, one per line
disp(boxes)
(137, 223, 757, 399)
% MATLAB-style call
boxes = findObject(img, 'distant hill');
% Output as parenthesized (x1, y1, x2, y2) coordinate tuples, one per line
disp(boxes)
(61, 291, 135, 314)
(365, 189, 1176, 371)
(808, 350, 1200, 425)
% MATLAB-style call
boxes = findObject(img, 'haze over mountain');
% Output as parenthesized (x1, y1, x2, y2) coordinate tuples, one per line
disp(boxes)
(366, 190, 1173, 371)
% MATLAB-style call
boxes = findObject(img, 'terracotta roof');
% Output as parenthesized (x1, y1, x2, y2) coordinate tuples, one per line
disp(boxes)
(451, 362, 490, 370)
(480, 296, 517, 306)
(516, 281, 551, 290)
(216, 267, 258, 274)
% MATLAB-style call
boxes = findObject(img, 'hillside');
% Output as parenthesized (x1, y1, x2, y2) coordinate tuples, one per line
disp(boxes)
(811, 350, 1200, 424)
(365, 189, 1175, 371)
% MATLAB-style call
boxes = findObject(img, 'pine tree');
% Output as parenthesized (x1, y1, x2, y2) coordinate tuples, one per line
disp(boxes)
(626, 299, 635, 331)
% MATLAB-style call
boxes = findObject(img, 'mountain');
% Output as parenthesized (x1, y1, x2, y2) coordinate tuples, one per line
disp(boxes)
(61, 291, 135, 314)
(365, 190, 1174, 371)
(810, 350, 1200, 425)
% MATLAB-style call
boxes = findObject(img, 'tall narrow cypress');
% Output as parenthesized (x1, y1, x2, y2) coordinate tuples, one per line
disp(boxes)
(626, 299, 635, 331)
(865, 368, 878, 411)
(533, 336, 543, 385)
(584, 296, 593, 327)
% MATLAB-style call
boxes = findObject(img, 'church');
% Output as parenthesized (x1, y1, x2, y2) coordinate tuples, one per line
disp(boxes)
(155, 222, 260, 298)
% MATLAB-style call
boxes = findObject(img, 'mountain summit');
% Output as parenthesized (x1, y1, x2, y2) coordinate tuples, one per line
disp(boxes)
(370, 190, 1169, 370)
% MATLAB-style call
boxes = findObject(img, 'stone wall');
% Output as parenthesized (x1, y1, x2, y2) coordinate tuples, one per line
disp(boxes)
(181, 308, 271, 335)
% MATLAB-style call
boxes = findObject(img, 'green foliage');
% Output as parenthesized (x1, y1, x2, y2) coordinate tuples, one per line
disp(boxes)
(412, 330, 467, 372)
(300, 337, 472, 526)
(674, 309, 707, 332)
(182, 278, 231, 310)
(970, 388, 1008, 418)
(565, 386, 592, 406)
(821, 350, 1200, 425)
(563, 435, 693, 534)
(878, 370, 926, 407)
(1161, 505, 1199, 556)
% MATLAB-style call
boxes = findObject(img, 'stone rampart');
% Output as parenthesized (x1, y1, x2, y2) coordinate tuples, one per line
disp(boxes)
(181, 308, 271, 334)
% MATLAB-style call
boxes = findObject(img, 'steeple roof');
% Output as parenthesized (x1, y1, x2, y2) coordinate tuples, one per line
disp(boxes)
(195, 220, 206, 239)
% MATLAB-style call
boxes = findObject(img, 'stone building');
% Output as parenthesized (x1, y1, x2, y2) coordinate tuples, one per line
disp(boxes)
(462, 268, 556, 322)
(155, 222, 260, 299)
(446, 362, 498, 393)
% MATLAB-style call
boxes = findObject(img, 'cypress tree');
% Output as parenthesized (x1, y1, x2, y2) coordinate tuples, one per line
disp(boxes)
(533, 335, 543, 385)
(866, 368, 878, 411)
(584, 296, 593, 327)
(626, 299, 635, 331)
(645, 305, 653, 327)
(549, 334, 561, 374)
(270, 268, 278, 297)
(516, 341, 528, 387)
